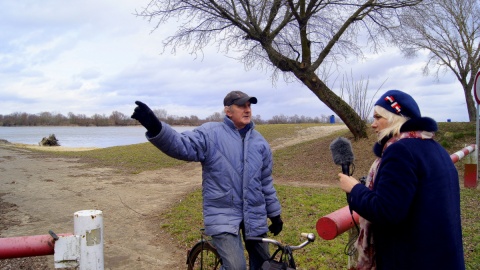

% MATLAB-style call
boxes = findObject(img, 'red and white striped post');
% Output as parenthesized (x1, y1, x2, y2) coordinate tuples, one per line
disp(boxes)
(451, 144, 477, 188)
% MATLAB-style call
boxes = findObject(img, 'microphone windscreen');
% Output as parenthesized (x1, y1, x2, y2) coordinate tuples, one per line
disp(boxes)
(329, 137, 355, 165)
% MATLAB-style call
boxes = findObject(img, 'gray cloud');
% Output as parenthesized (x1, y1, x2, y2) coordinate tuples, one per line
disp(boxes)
(0, 0, 471, 122)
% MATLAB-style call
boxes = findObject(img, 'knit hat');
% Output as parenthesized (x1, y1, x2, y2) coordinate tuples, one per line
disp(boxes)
(223, 90, 257, 106)
(375, 90, 421, 119)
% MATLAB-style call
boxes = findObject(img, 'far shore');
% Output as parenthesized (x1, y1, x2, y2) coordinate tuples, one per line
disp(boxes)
(0, 140, 98, 152)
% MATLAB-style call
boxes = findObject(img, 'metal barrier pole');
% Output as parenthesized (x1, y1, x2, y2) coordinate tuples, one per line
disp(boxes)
(0, 234, 71, 259)
(450, 144, 476, 163)
(316, 206, 359, 240)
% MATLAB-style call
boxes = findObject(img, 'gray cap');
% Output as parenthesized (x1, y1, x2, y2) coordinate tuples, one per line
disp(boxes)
(223, 91, 258, 106)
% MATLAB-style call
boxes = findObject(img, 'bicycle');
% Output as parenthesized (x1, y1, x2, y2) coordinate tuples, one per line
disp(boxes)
(186, 228, 315, 270)
(186, 229, 222, 270)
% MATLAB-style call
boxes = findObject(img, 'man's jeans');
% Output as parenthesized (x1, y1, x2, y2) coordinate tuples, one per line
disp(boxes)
(212, 231, 270, 270)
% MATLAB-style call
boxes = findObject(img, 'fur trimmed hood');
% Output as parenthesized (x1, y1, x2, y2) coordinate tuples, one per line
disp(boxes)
(373, 117, 437, 157)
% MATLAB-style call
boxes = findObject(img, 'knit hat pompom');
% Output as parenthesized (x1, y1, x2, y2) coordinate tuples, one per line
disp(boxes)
(375, 90, 421, 119)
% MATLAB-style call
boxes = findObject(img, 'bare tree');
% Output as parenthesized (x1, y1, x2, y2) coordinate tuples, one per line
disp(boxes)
(390, 0, 480, 121)
(339, 70, 386, 122)
(153, 108, 168, 121)
(252, 114, 265, 124)
(110, 111, 130, 126)
(268, 114, 289, 124)
(92, 114, 109, 126)
(137, 0, 422, 139)
(205, 111, 224, 122)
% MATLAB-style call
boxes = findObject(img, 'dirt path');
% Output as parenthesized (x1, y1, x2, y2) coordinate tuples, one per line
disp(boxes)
(0, 125, 347, 269)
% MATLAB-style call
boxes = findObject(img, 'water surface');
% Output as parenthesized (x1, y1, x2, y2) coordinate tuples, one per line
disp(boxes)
(0, 126, 194, 148)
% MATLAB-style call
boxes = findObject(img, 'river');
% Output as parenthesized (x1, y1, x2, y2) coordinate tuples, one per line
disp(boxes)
(0, 126, 195, 148)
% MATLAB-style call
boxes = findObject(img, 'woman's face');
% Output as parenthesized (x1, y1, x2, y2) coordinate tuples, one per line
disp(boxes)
(371, 110, 388, 135)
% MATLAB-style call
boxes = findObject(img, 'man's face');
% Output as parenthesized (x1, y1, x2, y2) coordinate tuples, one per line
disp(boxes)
(225, 102, 252, 129)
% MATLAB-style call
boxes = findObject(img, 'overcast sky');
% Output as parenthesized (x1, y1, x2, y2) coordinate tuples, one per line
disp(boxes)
(0, 0, 470, 122)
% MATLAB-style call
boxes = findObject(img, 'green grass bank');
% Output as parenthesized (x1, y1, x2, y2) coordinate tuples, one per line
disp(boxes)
(40, 122, 479, 269)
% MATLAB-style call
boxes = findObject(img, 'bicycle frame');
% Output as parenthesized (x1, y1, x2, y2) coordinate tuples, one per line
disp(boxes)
(187, 230, 315, 270)
(246, 233, 315, 269)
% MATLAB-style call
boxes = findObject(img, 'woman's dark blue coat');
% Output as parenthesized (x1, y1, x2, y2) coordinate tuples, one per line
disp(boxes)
(349, 117, 465, 269)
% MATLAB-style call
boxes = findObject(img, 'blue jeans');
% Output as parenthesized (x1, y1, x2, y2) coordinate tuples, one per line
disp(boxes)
(212, 225, 270, 270)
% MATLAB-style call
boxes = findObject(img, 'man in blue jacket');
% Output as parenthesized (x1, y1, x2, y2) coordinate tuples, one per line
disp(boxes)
(132, 90, 283, 270)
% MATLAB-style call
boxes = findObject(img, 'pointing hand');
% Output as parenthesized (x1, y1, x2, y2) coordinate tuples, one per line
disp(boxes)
(131, 101, 162, 136)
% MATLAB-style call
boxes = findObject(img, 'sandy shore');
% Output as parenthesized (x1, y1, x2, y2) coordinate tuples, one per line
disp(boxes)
(9, 142, 98, 152)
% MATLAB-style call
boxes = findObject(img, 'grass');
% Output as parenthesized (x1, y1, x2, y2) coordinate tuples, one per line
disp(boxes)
(461, 187, 480, 270)
(256, 123, 325, 143)
(31, 122, 479, 269)
(37, 142, 186, 174)
(162, 185, 351, 269)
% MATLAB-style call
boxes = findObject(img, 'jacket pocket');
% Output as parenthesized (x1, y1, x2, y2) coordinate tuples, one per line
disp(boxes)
(204, 189, 232, 209)
(246, 185, 265, 207)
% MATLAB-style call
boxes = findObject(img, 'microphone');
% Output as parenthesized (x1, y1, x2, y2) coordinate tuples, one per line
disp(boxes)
(330, 137, 356, 217)
(329, 137, 355, 176)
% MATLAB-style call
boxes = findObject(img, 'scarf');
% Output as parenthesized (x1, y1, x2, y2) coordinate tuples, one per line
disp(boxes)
(351, 131, 434, 270)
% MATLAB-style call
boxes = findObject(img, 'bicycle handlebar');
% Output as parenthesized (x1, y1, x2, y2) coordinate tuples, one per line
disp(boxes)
(246, 232, 315, 251)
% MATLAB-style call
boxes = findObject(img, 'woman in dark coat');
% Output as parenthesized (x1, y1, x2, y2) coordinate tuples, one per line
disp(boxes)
(338, 90, 465, 270)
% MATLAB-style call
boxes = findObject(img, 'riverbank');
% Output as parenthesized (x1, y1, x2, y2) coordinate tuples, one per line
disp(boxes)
(9, 143, 98, 152)
(2, 122, 478, 269)
(0, 124, 349, 269)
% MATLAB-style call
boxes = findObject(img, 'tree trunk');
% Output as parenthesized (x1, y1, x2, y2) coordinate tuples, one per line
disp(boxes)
(464, 79, 477, 122)
(295, 71, 368, 139)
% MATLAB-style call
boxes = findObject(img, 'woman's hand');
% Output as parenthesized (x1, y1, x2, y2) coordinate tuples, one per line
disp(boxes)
(338, 173, 360, 193)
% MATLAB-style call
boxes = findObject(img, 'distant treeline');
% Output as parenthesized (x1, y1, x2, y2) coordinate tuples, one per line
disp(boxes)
(0, 111, 338, 127)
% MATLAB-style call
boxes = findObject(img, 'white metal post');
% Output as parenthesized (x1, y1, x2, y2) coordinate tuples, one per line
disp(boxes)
(74, 210, 104, 270)
(474, 71, 480, 187)
(477, 103, 479, 184)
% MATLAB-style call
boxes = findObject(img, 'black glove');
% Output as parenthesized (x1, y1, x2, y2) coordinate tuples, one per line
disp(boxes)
(268, 215, 283, 236)
(131, 101, 162, 137)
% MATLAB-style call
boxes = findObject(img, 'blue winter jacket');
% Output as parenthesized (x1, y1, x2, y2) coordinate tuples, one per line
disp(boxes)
(349, 117, 465, 270)
(147, 116, 282, 237)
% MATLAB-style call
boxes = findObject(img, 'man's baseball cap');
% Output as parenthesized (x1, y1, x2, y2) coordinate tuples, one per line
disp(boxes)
(223, 91, 258, 106)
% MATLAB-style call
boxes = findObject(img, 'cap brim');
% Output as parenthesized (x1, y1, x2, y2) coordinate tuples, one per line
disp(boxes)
(233, 96, 257, 105)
